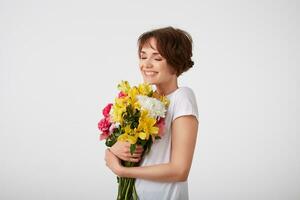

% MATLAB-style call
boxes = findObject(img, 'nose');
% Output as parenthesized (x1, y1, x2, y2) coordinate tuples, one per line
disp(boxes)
(143, 59, 153, 69)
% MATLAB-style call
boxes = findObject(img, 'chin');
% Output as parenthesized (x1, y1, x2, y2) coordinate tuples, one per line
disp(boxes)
(143, 77, 159, 85)
(143, 80, 155, 85)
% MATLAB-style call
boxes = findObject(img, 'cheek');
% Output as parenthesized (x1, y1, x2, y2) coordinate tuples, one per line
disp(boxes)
(139, 66, 144, 74)
(161, 66, 175, 78)
(139, 60, 145, 70)
(165, 64, 176, 75)
(138, 62, 143, 71)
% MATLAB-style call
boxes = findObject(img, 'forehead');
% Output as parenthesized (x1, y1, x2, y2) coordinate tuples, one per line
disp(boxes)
(140, 37, 158, 53)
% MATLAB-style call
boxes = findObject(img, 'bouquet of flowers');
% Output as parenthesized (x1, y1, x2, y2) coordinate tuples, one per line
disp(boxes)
(98, 80, 169, 200)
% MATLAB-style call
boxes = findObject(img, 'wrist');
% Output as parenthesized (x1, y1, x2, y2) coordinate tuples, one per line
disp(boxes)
(116, 165, 125, 177)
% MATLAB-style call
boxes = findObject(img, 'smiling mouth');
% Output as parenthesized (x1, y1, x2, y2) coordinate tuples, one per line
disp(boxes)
(144, 71, 158, 76)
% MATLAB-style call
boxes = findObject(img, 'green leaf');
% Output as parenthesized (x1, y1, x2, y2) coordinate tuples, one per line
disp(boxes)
(148, 90, 153, 97)
(140, 139, 147, 146)
(130, 144, 136, 155)
(155, 136, 161, 140)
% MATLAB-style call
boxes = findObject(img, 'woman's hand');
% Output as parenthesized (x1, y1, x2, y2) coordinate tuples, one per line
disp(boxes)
(110, 141, 143, 163)
(104, 149, 123, 176)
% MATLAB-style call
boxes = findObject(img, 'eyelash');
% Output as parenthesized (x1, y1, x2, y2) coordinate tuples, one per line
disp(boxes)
(141, 58, 162, 61)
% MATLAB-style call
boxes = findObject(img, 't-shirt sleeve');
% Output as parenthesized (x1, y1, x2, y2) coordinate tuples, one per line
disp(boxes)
(172, 87, 199, 122)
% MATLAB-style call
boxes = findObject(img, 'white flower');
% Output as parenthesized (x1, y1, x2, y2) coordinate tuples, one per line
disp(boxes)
(109, 122, 120, 133)
(136, 95, 167, 118)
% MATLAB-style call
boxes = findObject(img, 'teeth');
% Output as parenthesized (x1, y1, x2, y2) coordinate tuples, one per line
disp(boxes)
(144, 71, 157, 76)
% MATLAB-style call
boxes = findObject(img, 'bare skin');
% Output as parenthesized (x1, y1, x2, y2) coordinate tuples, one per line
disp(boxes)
(109, 141, 143, 163)
(105, 37, 199, 182)
(105, 116, 198, 182)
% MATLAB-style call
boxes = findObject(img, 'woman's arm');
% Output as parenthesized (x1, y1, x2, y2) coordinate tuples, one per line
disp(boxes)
(110, 141, 143, 162)
(105, 115, 199, 182)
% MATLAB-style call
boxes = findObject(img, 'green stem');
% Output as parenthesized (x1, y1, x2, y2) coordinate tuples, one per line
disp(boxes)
(120, 178, 128, 199)
(117, 177, 125, 200)
(133, 184, 138, 200)
(117, 161, 139, 200)
(125, 178, 133, 199)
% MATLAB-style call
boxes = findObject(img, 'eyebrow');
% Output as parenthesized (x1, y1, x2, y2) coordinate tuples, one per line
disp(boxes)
(140, 51, 161, 55)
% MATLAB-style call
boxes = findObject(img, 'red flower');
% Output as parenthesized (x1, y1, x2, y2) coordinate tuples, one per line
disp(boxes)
(102, 103, 113, 117)
(98, 117, 111, 132)
(99, 131, 110, 141)
(118, 91, 127, 98)
(157, 118, 166, 137)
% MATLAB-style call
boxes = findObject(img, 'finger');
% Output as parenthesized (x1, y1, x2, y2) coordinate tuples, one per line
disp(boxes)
(105, 149, 111, 155)
(135, 146, 144, 152)
(128, 157, 140, 163)
(125, 152, 141, 158)
(127, 155, 141, 160)
(123, 147, 130, 153)
(120, 156, 127, 161)
(131, 153, 142, 158)
(122, 153, 131, 160)
(124, 154, 140, 162)
(134, 148, 143, 153)
(124, 142, 131, 148)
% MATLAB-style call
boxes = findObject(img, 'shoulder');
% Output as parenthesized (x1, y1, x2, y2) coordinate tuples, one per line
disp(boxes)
(170, 86, 199, 121)
(173, 87, 197, 103)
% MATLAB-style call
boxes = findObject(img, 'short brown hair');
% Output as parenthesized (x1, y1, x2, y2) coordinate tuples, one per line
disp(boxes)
(137, 26, 194, 76)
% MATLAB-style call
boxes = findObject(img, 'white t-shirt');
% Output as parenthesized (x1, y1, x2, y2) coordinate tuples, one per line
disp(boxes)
(135, 87, 199, 200)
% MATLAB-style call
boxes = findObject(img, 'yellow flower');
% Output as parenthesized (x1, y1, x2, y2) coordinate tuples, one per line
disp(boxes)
(117, 80, 131, 94)
(117, 134, 126, 142)
(124, 125, 133, 135)
(138, 83, 153, 96)
(128, 86, 139, 101)
(152, 91, 170, 107)
(127, 135, 138, 144)
(117, 125, 138, 144)
(127, 86, 141, 110)
(112, 97, 128, 123)
(137, 110, 159, 140)
(112, 106, 125, 123)
(137, 131, 147, 140)
(160, 95, 170, 107)
(113, 81, 168, 145)
(132, 101, 141, 110)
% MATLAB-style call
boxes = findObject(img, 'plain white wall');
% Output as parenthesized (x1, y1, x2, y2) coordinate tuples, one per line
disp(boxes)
(1, 0, 299, 199)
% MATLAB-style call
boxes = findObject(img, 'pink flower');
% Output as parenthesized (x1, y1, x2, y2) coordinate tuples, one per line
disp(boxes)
(102, 103, 113, 118)
(109, 122, 120, 134)
(98, 117, 112, 141)
(157, 118, 166, 137)
(99, 131, 110, 140)
(98, 117, 111, 132)
(109, 123, 115, 133)
(118, 91, 127, 98)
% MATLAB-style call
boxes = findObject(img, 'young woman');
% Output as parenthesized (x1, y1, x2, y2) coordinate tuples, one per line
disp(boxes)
(104, 26, 199, 200)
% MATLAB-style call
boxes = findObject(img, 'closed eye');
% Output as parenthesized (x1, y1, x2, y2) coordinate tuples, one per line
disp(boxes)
(140, 57, 162, 61)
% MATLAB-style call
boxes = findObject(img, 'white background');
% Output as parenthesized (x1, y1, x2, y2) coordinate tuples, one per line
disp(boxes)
(1, 0, 299, 199)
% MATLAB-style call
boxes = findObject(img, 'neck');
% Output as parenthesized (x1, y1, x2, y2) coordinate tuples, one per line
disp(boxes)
(155, 78, 178, 96)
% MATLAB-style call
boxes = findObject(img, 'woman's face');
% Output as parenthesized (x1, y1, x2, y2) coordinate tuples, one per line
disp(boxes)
(139, 37, 176, 86)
